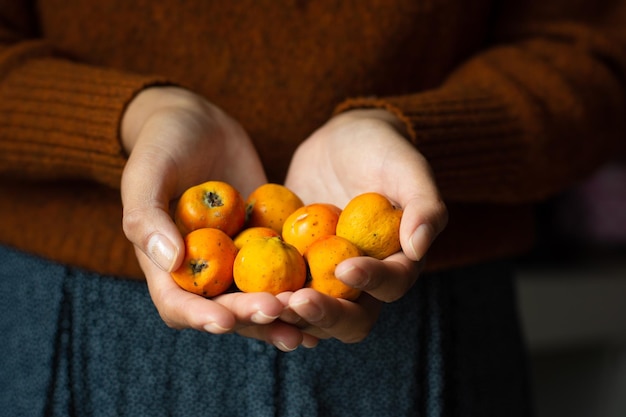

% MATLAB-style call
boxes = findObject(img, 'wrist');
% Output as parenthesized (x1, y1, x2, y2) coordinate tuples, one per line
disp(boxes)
(121, 86, 207, 154)
(333, 108, 412, 141)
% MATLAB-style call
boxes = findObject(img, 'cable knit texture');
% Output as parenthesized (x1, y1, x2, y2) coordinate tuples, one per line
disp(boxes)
(1, 0, 625, 277)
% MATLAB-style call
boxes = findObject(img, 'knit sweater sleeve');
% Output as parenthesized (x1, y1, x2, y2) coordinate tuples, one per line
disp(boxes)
(336, 2, 626, 204)
(0, 4, 168, 190)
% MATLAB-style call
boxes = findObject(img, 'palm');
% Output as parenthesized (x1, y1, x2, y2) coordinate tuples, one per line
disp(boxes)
(285, 111, 427, 210)
(278, 110, 448, 344)
(145, 108, 266, 202)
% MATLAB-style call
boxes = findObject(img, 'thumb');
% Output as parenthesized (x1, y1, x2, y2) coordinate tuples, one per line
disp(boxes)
(123, 205, 184, 273)
(399, 195, 448, 262)
(121, 147, 185, 273)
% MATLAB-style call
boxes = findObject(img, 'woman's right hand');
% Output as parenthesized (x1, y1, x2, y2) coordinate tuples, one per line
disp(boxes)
(120, 87, 310, 351)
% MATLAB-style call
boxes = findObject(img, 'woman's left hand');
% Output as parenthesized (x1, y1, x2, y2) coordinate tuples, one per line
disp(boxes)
(245, 109, 448, 345)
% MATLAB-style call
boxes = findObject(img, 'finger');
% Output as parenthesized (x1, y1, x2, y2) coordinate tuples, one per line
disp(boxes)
(278, 304, 308, 327)
(399, 193, 448, 262)
(382, 151, 448, 261)
(335, 253, 420, 303)
(121, 140, 185, 273)
(123, 204, 184, 273)
(300, 333, 320, 348)
(275, 291, 310, 327)
(236, 321, 306, 352)
(211, 291, 314, 352)
(138, 250, 236, 332)
(279, 310, 311, 331)
(289, 289, 382, 344)
(379, 139, 448, 262)
(276, 293, 321, 348)
(211, 291, 286, 325)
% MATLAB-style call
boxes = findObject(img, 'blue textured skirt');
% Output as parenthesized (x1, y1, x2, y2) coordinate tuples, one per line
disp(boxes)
(0, 244, 530, 417)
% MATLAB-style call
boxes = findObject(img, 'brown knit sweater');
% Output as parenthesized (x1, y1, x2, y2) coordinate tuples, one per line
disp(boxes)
(1, 1, 625, 279)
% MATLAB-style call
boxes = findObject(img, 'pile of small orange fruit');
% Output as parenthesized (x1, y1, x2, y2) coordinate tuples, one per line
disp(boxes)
(170, 181, 403, 301)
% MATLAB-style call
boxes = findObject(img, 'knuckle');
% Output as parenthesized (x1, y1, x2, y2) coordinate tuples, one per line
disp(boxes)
(121, 206, 147, 239)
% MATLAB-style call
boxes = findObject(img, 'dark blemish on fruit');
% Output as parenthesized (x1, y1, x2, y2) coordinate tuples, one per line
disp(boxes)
(204, 191, 224, 208)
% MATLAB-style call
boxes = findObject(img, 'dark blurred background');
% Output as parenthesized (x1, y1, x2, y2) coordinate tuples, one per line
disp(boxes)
(515, 159, 626, 417)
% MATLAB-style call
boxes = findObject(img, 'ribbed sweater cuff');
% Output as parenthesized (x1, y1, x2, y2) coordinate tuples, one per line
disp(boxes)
(335, 90, 528, 202)
(0, 44, 170, 189)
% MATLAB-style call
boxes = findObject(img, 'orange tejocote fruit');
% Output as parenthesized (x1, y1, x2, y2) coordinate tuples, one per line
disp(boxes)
(336, 192, 403, 260)
(174, 180, 246, 237)
(282, 203, 342, 255)
(245, 183, 304, 233)
(170, 228, 238, 297)
(305, 235, 362, 301)
(233, 226, 280, 250)
(233, 236, 306, 295)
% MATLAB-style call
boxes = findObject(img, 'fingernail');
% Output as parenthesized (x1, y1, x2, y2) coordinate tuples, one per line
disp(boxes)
(301, 339, 319, 349)
(251, 310, 279, 324)
(289, 298, 310, 308)
(335, 264, 368, 289)
(335, 263, 356, 280)
(147, 233, 178, 272)
(274, 340, 298, 352)
(410, 224, 433, 261)
(203, 322, 230, 334)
